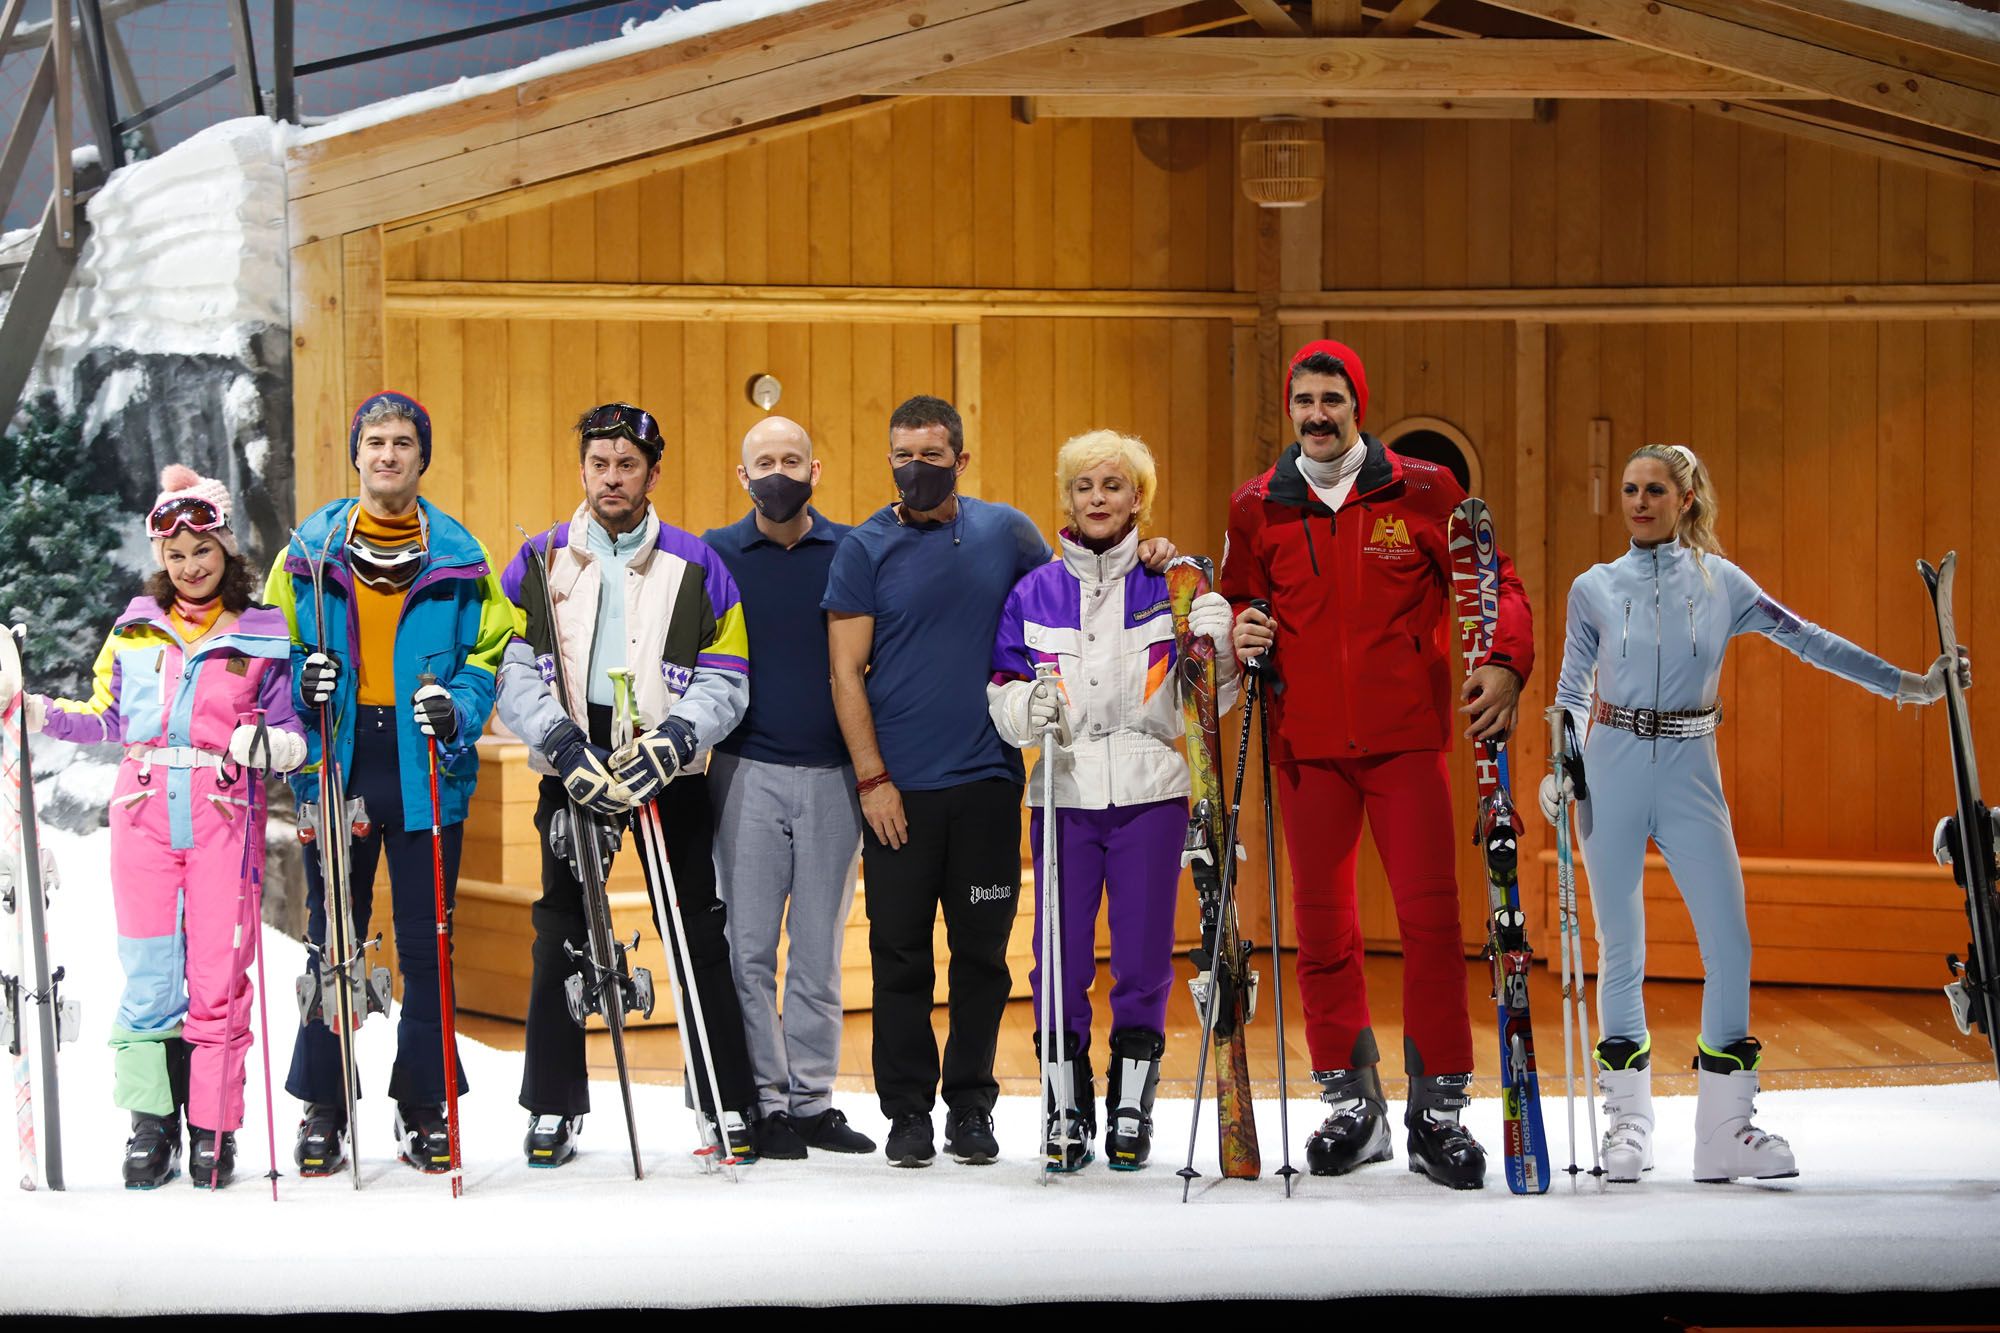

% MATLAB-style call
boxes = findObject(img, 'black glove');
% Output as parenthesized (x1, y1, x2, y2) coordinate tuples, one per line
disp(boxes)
(301, 651, 340, 706)
(612, 717, 698, 803)
(412, 681, 459, 743)
(545, 717, 634, 817)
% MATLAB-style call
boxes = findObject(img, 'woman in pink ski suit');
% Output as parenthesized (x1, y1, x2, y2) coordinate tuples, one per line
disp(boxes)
(24, 466, 305, 1188)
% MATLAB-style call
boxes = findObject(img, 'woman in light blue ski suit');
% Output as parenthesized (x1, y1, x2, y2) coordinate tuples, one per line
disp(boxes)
(1544, 444, 1963, 1185)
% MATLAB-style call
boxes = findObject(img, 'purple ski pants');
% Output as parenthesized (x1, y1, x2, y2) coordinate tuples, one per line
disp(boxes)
(1027, 798, 1185, 1046)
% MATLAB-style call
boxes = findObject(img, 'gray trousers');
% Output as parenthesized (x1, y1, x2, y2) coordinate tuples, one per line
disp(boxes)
(709, 751, 863, 1119)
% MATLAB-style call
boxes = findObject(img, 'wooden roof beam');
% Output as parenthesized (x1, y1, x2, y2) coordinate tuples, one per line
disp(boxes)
(1035, 93, 1540, 116)
(1752, 0, 2000, 70)
(1234, 0, 1303, 35)
(887, 36, 1814, 99)
(288, 0, 1186, 244)
(1672, 0, 2000, 98)
(1688, 98, 2000, 181)
(1474, 0, 2000, 142)
(1373, 0, 1444, 39)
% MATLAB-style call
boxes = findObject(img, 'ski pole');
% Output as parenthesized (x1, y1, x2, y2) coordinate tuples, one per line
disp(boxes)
(243, 724, 281, 1201)
(212, 715, 275, 1195)
(1555, 709, 1601, 1180)
(1032, 662, 1074, 1178)
(1244, 601, 1296, 1197)
(608, 668, 738, 1182)
(1546, 707, 1581, 1179)
(419, 672, 464, 1199)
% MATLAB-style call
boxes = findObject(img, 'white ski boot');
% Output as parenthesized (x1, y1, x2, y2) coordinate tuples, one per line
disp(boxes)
(1595, 1036, 1654, 1183)
(1692, 1037, 1796, 1183)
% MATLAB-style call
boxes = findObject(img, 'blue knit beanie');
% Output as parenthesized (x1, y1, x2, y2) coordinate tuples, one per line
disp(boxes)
(349, 391, 433, 473)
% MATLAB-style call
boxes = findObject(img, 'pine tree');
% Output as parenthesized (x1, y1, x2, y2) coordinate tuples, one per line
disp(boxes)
(0, 394, 138, 698)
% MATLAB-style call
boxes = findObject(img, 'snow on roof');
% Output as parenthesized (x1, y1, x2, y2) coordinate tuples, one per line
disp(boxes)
(296, 0, 824, 145)
(1848, 0, 2000, 42)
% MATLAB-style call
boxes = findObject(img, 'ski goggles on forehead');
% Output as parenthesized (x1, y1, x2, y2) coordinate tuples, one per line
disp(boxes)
(580, 403, 661, 449)
(147, 495, 226, 538)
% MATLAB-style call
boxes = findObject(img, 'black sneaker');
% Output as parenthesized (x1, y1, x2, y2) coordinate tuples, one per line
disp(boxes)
(800, 1107, 876, 1154)
(395, 1103, 455, 1174)
(295, 1104, 347, 1178)
(189, 1127, 237, 1189)
(754, 1112, 809, 1161)
(883, 1112, 935, 1167)
(943, 1107, 999, 1165)
(524, 1114, 580, 1169)
(123, 1113, 182, 1190)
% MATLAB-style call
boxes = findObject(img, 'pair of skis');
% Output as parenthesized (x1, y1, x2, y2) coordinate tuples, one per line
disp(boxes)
(291, 528, 392, 1189)
(1450, 498, 1552, 1196)
(1921, 554, 2000, 1088)
(1, 624, 76, 1192)
(1167, 556, 1296, 1199)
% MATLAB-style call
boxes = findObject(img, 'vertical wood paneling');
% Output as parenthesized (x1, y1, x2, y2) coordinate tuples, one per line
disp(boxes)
(334, 98, 2000, 991)
(1733, 317, 1785, 852)
(460, 219, 510, 550)
(973, 100, 1014, 289)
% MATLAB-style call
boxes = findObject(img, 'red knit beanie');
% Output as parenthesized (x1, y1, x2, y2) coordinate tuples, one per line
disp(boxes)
(1286, 339, 1369, 426)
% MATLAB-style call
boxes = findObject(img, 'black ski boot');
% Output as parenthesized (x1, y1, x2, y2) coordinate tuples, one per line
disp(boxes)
(123, 1113, 182, 1190)
(1034, 1029, 1096, 1173)
(189, 1126, 237, 1189)
(1305, 1066, 1391, 1176)
(524, 1113, 580, 1169)
(702, 1110, 757, 1164)
(395, 1102, 454, 1174)
(295, 1104, 347, 1177)
(1406, 1072, 1487, 1190)
(1104, 1027, 1164, 1172)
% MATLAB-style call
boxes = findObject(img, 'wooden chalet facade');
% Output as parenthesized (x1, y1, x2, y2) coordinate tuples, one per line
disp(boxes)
(283, 0, 2000, 1019)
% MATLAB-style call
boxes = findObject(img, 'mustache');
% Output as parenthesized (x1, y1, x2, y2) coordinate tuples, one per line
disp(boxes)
(1302, 421, 1340, 436)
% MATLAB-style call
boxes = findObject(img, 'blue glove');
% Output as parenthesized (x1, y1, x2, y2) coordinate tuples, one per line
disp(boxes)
(612, 717, 698, 804)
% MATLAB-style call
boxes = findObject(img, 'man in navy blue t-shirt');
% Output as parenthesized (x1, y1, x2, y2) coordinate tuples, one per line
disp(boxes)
(825, 395, 1052, 1168)
(703, 415, 876, 1162)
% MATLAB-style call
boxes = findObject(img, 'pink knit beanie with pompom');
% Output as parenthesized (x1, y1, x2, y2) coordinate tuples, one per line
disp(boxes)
(148, 463, 239, 565)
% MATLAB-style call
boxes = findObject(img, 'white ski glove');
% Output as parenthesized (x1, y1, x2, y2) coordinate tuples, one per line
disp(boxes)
(301, 651, 340, 707)
(1897, 647, 1972, 706)
(227, 723, 307, 773)
(1187, 591, 1233, 649)
(1537, 772, 1574, 827)
(18, 692, 47, 734)
(411, 680, 459, 743)
(1028, 676, 1073, 748)
(0, 627, 19, 705)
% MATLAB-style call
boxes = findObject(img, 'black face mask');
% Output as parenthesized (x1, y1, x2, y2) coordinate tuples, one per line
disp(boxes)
(747, 472, 812, 524)
(893, 458, 958, 514)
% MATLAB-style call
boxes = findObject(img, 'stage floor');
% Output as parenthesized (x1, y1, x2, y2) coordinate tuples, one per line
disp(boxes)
(460, 946, 1996, 1103)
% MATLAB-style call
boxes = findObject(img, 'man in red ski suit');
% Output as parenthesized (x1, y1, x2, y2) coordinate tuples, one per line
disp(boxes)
(1220, 338, 1533, 1190)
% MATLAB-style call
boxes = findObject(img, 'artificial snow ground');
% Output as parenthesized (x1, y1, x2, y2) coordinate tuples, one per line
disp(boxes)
(4, 828, 1999, 1312)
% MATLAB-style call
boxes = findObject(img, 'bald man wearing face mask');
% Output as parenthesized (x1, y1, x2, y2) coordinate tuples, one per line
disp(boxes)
(700, 416, 875, 1161)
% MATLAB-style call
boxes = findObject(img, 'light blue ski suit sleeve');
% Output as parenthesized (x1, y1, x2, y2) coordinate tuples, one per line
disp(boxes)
(1720, 561, 1903, 700)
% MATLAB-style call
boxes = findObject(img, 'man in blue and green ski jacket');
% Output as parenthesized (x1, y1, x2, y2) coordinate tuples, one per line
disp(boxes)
(265, 390, 514, 1179)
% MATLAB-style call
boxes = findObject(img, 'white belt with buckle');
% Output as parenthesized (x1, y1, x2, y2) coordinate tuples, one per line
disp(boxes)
(1591, 700, 1721, 740)
(130, 744, 227, 773)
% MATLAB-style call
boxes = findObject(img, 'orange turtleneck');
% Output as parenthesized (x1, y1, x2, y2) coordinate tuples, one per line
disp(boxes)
(350, 506, 425, 706)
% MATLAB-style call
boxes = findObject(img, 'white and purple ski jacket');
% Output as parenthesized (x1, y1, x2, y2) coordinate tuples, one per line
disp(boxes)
(989, 528, 1238, 810)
